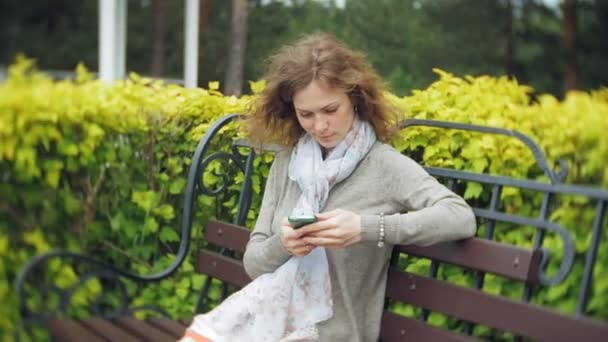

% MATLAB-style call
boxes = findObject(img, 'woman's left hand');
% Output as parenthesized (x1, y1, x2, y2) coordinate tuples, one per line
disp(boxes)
(295, 209, 362, 248)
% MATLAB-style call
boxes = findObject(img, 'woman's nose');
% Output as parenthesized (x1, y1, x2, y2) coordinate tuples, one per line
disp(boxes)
(314, 117, 328, 132)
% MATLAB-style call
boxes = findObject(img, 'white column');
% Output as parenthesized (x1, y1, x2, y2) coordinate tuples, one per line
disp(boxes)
(99, 0, 117, 83)
(116, 0, 128, 79)
(184, 0, 200, 88)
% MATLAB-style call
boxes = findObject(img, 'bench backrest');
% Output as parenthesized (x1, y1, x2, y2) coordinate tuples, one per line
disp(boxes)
(187, 114, 608, 341)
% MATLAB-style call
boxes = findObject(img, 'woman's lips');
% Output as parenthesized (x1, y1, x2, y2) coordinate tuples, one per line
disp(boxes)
(318, 134, 334, 140)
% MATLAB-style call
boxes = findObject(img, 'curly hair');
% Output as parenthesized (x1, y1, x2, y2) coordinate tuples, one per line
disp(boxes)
(245, 33, 400, 146)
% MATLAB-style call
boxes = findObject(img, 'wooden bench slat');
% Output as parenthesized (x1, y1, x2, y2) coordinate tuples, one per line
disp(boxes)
(397, 238, 542, 283)
(385, 269, 608, 342)
(79, 317, 144, 341)
(47, 319, 108, 342)
(196, 250, 251, 287)
(146, 318, 188, 338)
(113, 317, 177, 342)
(205, 221, 250, 253)
(380, 311, 480, 342)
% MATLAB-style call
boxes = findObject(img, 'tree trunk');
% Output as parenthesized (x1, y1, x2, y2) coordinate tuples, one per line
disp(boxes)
(224, 0, 248, 96)
(198, 0, 212, 73)
(521, 0, 535, 35)
(151, 0, 168, 77)
(200, 0, 212, 38)
(562, 0, 580, 94)
(505, 0, 515, 77)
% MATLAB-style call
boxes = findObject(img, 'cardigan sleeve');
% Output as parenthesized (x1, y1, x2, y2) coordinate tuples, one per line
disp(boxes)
(243, 152, 292, 279)
(359, 148, 477, 246)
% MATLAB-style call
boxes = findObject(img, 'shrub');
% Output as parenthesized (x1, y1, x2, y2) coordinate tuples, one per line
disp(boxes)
(1, 59, 606, 341)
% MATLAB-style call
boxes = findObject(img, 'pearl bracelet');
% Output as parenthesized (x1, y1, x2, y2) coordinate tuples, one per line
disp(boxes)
(378, 212, 385, 248)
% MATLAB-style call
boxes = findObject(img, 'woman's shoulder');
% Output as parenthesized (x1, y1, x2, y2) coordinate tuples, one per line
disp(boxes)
(273, 146, 292, 164)
(362, 142, 429, 183)
(266, 146, 292, 175)
(367, 142, 421, 168)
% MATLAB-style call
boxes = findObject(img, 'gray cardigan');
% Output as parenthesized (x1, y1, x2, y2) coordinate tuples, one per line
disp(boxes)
(243, 142, 476, 341)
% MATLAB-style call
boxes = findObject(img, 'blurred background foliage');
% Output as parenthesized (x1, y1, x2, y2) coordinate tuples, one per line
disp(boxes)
(1, 0, 607, 97)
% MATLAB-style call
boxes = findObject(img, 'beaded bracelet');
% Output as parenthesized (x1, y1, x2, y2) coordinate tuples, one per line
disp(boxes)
(378, 212, 385, 248)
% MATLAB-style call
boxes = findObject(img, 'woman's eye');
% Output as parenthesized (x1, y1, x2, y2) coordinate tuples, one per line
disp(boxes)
(324, 108, 337, 113)
(298, 112, 312, 118)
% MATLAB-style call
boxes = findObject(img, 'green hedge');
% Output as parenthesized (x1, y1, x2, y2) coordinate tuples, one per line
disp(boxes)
(391, 70, 608, 337)
(0, 56, 255, 341)
(1, 57, 607, 341)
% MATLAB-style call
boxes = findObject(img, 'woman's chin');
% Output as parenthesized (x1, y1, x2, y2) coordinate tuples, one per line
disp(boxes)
(316, 136, 338, 148)
(318, 141, 337, 150)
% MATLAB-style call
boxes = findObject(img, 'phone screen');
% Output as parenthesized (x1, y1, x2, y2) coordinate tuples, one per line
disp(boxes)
(288, 215, 317, 229)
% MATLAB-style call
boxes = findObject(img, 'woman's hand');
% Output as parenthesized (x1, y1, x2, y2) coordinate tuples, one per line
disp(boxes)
(297, 209, 362, 248)
(279, 217, 315, 257)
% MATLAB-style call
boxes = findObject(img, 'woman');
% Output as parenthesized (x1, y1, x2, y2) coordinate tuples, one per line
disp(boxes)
(183, 33, 476, 342)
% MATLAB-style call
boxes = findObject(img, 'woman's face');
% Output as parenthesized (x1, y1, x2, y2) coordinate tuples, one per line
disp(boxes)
(292, 79, 355, 150)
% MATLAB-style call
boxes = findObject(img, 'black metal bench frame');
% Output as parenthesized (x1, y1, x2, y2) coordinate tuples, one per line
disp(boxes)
(15, 113, 608, 341)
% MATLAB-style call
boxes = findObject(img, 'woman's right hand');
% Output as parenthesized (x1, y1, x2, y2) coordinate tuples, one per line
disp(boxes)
(280, 217, 315, 257)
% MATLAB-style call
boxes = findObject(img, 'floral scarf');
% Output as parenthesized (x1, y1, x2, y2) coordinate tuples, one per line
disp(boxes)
(181, 117, 376, 342)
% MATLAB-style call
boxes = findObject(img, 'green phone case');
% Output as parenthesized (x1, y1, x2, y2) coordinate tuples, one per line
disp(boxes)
(288, 215, 317, 228)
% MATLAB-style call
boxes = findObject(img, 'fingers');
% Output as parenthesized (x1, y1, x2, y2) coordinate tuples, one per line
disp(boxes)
(280, 209, 362, 251)
(303, 235, 359, 248)
(280, 220, 316, 256)
(284, 235, 315, 256)
(314, 209, 341, 220)
(288, 210, 344, 237)
(299, 209, 362, 248)
(295, 218, 335, 236)
(295, 209, 349, 237)
(302, 236, 340, 247)
(292, 244, 315, 257)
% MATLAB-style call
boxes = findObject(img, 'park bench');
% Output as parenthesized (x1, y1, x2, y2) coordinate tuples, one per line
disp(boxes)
(16, 114, 608, 341)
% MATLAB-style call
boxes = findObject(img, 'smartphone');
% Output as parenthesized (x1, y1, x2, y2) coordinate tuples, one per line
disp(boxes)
(288, 215, 317, 229)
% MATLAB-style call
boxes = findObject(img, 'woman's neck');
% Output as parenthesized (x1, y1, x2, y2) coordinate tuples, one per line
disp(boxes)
(321, 147, 333, 160)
